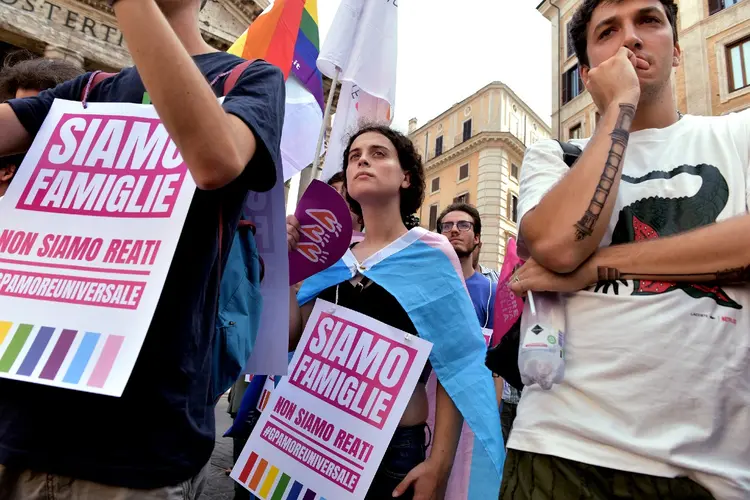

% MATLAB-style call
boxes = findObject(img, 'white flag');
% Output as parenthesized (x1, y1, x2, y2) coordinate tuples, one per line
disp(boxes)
(281, 76, 323, 181)
(317, 0, 398, 181)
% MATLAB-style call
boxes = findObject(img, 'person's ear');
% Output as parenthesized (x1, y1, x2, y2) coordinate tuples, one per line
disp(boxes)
(672, 42, 681, 68)
(581, 65, 591, 89)
(0, 165, 16, 183)
(401, 172, 411, 189)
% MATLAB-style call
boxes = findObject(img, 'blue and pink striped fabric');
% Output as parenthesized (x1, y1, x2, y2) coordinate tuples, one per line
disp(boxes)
(298, 227, 504, 498)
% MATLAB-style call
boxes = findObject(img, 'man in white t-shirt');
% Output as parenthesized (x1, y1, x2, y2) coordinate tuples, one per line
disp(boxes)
(504, 0, 750, 499)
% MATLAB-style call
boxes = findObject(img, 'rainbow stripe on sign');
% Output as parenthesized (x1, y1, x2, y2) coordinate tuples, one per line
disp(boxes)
(0, 321, 123, 389)
(237, 451, 326, 500)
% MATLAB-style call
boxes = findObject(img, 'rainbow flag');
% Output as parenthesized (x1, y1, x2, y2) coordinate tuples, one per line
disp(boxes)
(229, 0, 325, 110)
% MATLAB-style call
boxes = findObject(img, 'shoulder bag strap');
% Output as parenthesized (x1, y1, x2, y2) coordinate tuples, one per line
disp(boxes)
(555, 140, 583, 168)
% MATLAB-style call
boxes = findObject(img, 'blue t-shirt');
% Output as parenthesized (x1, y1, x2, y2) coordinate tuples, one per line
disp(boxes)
(466, 271, 496, 329)
(0, 53, 284, 489)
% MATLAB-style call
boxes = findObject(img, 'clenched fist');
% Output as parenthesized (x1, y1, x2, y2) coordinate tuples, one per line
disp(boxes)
(583, 47, 646, 112)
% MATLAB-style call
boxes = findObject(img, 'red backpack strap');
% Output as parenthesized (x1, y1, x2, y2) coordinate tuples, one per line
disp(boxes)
(223, 59, 257, 96)
(215, 59, 260, 287)
(81, 71, 117, 107)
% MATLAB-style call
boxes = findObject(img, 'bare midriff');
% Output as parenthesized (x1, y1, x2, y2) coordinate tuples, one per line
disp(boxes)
(398, 382, 428, 427)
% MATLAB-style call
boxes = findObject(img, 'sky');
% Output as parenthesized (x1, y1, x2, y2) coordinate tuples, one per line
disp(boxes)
(316, 0, 553, 132)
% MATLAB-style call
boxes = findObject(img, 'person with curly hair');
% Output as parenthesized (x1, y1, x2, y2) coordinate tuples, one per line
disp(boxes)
(0, 54, 84, 101)
(0, 55, 84, 202)
(287, 125, 504, 499)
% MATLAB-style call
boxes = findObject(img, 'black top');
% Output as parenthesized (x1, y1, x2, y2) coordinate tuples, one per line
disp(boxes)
(1, 53, 285, 489)
(317, 279, 431, 383)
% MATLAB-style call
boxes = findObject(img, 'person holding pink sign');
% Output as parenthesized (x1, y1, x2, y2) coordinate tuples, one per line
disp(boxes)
(0, 0, 284, 498)
(288, 126, 504, 499)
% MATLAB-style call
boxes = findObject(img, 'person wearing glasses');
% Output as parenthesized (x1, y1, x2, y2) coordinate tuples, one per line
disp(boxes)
(430, 202, 503, 498)
(436, 203, 496, 329)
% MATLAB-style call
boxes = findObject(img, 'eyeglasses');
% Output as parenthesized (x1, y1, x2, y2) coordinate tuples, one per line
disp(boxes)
(439, 221, 474, 233)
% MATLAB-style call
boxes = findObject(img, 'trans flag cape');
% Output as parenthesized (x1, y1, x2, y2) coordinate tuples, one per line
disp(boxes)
(297, 227, 504, 498)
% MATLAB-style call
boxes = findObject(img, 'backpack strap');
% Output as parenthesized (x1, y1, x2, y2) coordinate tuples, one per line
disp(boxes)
(555, 140, 583, 168)
(80, 71, 117, 107)
(223, 59, 256, 96)
(214, 59, 260, 286)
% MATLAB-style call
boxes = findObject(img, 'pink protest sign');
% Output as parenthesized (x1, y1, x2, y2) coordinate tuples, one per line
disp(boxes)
(231, 300, 432, 499)
(289, 180, 353, 285)
(492, 237, 524, 346)
(0, 100, 195, 396)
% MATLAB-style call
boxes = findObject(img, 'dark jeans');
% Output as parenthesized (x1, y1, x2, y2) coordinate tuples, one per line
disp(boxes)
(232, 409, 262, 500)
(500, 401, 518, 447)
(364, 424, 429, 500)
(500, 449, 715, 500)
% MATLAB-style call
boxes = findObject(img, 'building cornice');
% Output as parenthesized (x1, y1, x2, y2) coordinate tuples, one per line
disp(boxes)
(225, 0, 265, 23)
(57, 0, 264, 49)
(424, 131, 526, 173)
(411, 81, 552, 138)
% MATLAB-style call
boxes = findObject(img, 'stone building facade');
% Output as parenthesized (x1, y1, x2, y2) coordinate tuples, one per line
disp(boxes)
(409, 82, 551, 271)
(0, 0, 267, 70)
(537, 0, 750, 140)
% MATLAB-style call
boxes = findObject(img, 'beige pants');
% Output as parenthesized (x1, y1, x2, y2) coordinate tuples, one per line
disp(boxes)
(0, 464, 207, 500)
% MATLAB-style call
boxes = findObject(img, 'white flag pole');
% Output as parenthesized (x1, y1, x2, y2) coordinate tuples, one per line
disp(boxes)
(310, 67, 341, 181)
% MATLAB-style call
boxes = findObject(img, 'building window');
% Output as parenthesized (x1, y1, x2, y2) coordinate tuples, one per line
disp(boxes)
(454, 192, 469, 204)
(431, 177, 440, 193)
(566, 22, 575, 58)
(462, 119, 472, 141)
(435, 136, 443, 157)
(507, 193, 518, 223)
(569, 123, 582, 139)
(727, 37, 750, 92)
(562, 66, 584, 104)
(458, 163, 469, 181)
(511, 163, 519, 179)
(428, 204, 439, 231)
(709, 0, 741, 15)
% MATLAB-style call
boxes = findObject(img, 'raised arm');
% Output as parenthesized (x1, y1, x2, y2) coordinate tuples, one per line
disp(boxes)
(0, 104, 32, 156)
(520, 48, 643, 273)
(113, 0, 270, 190)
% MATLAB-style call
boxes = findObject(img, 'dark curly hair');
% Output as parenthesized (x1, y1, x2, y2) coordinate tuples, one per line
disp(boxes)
(342, 125, 426, 227)
(326, 171, 345, 186)
(0, 55, 83, 101)
(569, 0, 678, 68)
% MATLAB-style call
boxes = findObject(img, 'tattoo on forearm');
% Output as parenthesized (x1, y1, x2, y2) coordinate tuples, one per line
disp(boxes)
(574, 103, 636, 241)
(597, 266, 750, 284)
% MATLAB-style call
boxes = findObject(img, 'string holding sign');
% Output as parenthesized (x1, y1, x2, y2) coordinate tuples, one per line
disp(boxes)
(289, 181, 353, 285)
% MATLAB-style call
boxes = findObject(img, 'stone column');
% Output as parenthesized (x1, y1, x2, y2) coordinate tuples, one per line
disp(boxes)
(44, 45, 85, 69)
(475, 147, 505, 270)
